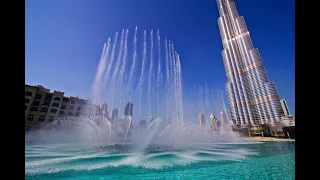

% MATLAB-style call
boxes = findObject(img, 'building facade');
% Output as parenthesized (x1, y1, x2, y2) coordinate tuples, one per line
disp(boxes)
(124, 102, 133, 117)
(280, 99, 290, 116)
(220, 111, 228, 124)
(25, 84, 96, 130)
(216, 0, 284, 126)
(101, 103, 108, 117)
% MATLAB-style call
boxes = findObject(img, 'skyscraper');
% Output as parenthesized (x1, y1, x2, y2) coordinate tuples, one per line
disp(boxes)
(199, 113, 206, 127)
(101, 103, 108, 117)
(220, 111, 228, 124)
(216, 0, 284, 126)
(111, 108, 119, 119)
(124, 102, 133, 117)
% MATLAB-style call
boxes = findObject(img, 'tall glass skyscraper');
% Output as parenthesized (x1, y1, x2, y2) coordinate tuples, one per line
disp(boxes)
(216, 0, 284, 126)
(124, 102, 133, 117)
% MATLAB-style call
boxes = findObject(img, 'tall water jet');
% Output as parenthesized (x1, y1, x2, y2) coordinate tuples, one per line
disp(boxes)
(148, 29, 154, 116)
(123, 116, 132, 148)
(101, 32, 119, 107)
(139, 30, 147, 117)
(166, 41, 172, 118)
(91, 40, 110, 104)
(176, 54, 184, 124)
(118, 29, 129, 114)
(172, 51, 178, 125)
(128, 26, 138, 104)
(156, 30, 161, 117)
(110, 29, 125, 110)
(164, 39, 170, 118)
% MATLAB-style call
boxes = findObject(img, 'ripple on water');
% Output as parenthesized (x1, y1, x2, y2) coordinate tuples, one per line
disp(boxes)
(25, 142, 294, 179)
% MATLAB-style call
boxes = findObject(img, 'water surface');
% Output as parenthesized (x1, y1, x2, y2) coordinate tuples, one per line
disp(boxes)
(25, 141, 295, 180)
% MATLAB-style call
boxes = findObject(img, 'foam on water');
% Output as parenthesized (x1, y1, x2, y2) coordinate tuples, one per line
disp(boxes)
(25, 142, 262, 175)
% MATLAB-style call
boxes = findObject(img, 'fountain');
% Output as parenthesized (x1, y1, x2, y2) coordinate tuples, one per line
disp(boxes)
(25, 27, 242, 149)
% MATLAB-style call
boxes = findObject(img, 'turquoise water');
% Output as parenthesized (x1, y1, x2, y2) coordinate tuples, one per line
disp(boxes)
(25, 141, 295, 180)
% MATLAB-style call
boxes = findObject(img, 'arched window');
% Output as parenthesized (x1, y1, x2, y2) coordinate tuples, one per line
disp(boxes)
(25, 91, 32, 96)
(54, 97, 61, 101)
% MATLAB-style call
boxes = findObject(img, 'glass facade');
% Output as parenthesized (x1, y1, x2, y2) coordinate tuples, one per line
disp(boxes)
(216, 0, 284, 125)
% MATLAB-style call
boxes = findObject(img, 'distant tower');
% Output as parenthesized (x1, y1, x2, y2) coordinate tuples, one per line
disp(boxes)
(106, 111, 109, 119)
(101, 103, 108, 117)
(220, 111, 228, 124)
(199, 113, 206, 127)
(210, 113, 220, 129)
(210, 113, 217, 124)
(124, 102, 133, 117)
(111, 108, 119, 119)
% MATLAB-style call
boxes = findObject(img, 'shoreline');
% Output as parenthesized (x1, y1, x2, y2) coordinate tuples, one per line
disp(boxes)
(247, 137, 295, 142)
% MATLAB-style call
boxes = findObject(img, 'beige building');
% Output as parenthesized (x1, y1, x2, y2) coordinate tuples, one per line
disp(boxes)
(25, 84, 90, 131)
(25, 85, 38, 119)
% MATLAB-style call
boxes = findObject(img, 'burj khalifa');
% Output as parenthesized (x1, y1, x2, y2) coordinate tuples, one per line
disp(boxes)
(216, 0, 284, 126)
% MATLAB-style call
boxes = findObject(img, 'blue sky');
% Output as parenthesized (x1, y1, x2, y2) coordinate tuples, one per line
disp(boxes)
(26, 0, 295, 117)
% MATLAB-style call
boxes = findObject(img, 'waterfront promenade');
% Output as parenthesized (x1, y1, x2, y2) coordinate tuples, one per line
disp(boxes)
(248, 137, 295, 142)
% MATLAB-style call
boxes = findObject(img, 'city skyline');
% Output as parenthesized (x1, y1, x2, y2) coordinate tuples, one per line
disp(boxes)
(26, 0, 294, 117)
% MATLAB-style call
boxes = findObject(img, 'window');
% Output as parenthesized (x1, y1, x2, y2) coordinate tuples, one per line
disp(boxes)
(59, 111, 65, 114)
(67, 111, 73, 116)
(32, 100, 40, 106)
(25, 91, 33, 96)
(44, 94, 52, 102)
(60, 105, 66, 110)
(27, 116, 33, 121)
(52, 103, 59, 107)
(77, 107, 81, 111)
(50, 109, 57, 113)
(30, 107, 38, 111)
(49, 119, 54, 122)
(40, 107, 48, 112)
(25, 105, 27, 110)
(63, 97, 69, 102)
(38, 116, 45, 122)
(42, 102, 50, 106)
(76, 112, 80, 116)
(35, 94, 42, 100)
(25, 98, 30, 103)
(71, 100, 75, 104)
(69, 106, 74, 110)
(54, 97, 61, 101)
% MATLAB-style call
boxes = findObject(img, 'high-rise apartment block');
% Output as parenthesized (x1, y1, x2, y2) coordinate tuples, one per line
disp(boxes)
(124, 102, 133, 117)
